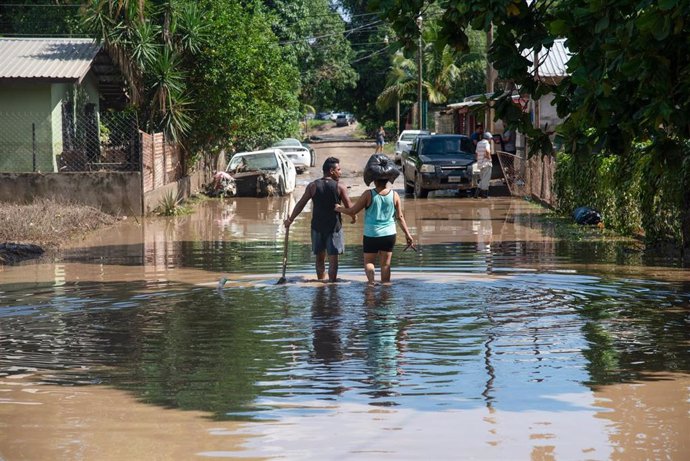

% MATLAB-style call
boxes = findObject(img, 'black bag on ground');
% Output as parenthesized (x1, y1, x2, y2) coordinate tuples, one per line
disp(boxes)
(573, 206, 602, 225)
(363, 154, 400, 186)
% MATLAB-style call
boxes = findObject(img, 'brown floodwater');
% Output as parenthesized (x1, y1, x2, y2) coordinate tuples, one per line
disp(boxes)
(1, 195, 689, 460)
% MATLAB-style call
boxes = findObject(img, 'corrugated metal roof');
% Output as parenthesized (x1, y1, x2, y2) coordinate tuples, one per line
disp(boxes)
(0, 38, 100, 81)
(447, 101, 483, 109)
(530, 38, 570, 78)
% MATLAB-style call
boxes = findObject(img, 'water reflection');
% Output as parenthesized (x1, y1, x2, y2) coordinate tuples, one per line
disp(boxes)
(2, 197, 690, 459)
(311, 286, 344, 364)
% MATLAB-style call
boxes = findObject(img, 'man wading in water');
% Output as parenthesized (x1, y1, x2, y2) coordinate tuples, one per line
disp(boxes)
(284, 157, 356, 282)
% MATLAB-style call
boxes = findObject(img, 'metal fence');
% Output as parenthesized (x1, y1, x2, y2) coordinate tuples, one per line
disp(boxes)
(497, 150, 557, 207)
(0, 109, 140, 173)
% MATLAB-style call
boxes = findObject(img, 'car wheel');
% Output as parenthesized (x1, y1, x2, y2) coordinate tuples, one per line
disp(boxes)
(310, 151, 316, 167)
(413, 175, 429, 199)
(278, 177, 286, 196)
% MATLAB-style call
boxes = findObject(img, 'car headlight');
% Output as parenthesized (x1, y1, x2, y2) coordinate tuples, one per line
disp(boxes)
(420, 164, 435, 173)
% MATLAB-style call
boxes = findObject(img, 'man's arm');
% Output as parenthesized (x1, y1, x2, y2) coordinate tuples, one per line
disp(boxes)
(338, 183, 358, 223)
(284, 182, 315, 228)
(335, 191, 369, 216)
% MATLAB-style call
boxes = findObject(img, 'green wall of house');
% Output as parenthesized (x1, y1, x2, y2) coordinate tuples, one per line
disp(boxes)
(0, 75, 100, 173)
(0, 84, 53, 172)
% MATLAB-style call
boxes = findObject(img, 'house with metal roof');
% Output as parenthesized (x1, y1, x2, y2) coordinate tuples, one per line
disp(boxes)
(0, 37, 128, 172)
(529, 38, 570, 134)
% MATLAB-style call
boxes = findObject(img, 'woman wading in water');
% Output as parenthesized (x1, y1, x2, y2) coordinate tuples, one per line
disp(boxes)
(335, 179, 415, 284)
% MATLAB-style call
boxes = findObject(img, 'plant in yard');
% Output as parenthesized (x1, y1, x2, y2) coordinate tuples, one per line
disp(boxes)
(157, 190, 189, 216)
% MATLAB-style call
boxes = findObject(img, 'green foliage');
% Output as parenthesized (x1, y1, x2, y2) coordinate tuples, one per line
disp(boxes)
(81, 0, 207, 143)
(0, 1, 86, 36)
(188, 0, 300, 153)
(378, 0, 690, 250)
(555, 143, 689, 244)
(263, 0, 358, 112)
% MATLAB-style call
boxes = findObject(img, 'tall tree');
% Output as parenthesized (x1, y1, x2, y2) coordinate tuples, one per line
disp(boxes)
(263, 0, 358, 113)
(188, 0, 300, 153)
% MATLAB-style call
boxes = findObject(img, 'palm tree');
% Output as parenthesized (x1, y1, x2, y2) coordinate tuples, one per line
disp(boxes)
(81, 0, 205, 141)
(376, 23, 477, 128)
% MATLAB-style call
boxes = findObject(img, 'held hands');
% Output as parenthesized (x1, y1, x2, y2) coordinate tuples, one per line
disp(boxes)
(283, 217, 293, 228)
(334, 204, 357, 223)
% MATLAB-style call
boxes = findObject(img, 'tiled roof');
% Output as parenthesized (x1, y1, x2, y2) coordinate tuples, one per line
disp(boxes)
(0, 38, 100, 81)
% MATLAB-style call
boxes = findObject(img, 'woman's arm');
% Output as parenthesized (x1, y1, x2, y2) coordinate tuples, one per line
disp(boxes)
(393, 192, 414, 244)
(335, 190, 370, 216)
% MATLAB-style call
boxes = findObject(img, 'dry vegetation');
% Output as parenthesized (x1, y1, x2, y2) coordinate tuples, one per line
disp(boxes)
(0, 199, 117, 248)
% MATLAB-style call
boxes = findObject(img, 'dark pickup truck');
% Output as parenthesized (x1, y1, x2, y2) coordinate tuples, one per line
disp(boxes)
(400, 134, 476, 198)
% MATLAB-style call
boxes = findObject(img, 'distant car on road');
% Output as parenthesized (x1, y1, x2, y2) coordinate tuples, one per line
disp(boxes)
(227, 148, 296, 196)
(394, 129, 431, 164)
(335, 113, 350, 127)
(272, 138, 316, 170)
(401, 134, 475, 198)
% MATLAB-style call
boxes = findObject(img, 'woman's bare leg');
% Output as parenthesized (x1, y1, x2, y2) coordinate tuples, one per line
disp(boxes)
(379, 251, 393, 283)
(363, 253, 377, 284)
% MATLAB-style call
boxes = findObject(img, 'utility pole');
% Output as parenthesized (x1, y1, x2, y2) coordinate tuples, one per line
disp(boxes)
(416, 14, 423, 130)
(486, 23, 496, 135)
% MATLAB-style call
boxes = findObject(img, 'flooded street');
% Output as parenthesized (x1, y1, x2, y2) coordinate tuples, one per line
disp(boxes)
(1, 141, 689, 460)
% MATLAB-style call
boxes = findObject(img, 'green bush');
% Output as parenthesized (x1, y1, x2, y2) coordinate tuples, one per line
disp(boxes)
(555, 144, 688, 244)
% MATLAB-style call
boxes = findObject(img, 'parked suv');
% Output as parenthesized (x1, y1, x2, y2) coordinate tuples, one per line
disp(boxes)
(401, 134, 475, 198)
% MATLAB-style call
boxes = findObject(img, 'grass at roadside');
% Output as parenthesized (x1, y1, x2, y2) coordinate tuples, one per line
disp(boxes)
(0, 199, 117, 248)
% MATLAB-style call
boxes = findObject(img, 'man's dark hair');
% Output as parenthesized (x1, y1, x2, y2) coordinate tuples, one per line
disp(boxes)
(322, 157, 339, 175)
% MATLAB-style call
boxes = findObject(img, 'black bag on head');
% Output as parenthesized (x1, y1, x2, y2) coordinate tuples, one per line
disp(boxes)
(363, 154, 400, 186)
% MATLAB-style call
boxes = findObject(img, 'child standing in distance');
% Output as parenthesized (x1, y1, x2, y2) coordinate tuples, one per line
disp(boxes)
(375, 127, 385, 153)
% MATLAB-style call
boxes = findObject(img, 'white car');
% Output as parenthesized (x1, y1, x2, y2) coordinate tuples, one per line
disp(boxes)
(277, 146, 312, 173)
(227, 148, 296, 196)
(272, 138, 314, 172)
(394, 129, 431, 163)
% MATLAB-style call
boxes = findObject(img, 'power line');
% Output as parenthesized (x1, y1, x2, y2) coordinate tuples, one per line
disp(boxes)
(279, 19, 382, 45)
(351, 45, 391, 64)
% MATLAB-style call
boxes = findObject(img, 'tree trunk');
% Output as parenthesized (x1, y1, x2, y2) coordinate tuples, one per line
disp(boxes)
(682, 185, 690, 265)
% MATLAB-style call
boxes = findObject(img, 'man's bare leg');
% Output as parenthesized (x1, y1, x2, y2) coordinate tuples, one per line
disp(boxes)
(315, 251, 327, 281)
(363, 253, 377, 284)
(328, 254, 339, 282)
(379, 251, 393, 283)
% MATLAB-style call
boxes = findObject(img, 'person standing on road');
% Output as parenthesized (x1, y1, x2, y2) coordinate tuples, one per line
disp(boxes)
(475, 131, 493, 198)
(470, 123, 484, 150)
(284, 157, 356, 282)
(335, 179, 415, 284)
(502, 128, 516, 155)
(375, 127, 385, 153)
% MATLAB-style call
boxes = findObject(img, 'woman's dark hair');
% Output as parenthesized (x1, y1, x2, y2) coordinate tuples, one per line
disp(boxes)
(322, 157, 339, 174)
(374, 179, 388, 188)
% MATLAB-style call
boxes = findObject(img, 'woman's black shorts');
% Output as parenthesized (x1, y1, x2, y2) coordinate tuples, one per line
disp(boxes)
(363, 234, 396, 253)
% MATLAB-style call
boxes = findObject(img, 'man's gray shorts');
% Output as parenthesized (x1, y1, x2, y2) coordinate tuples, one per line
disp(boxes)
(311, 228, 345, 255)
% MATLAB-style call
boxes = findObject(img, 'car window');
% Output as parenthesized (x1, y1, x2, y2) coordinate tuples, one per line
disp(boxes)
(400, 133, 417, 141)
(420, 138, 473, 156)
(229, 153, 278, 171)
(273, 138, 302, 147)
